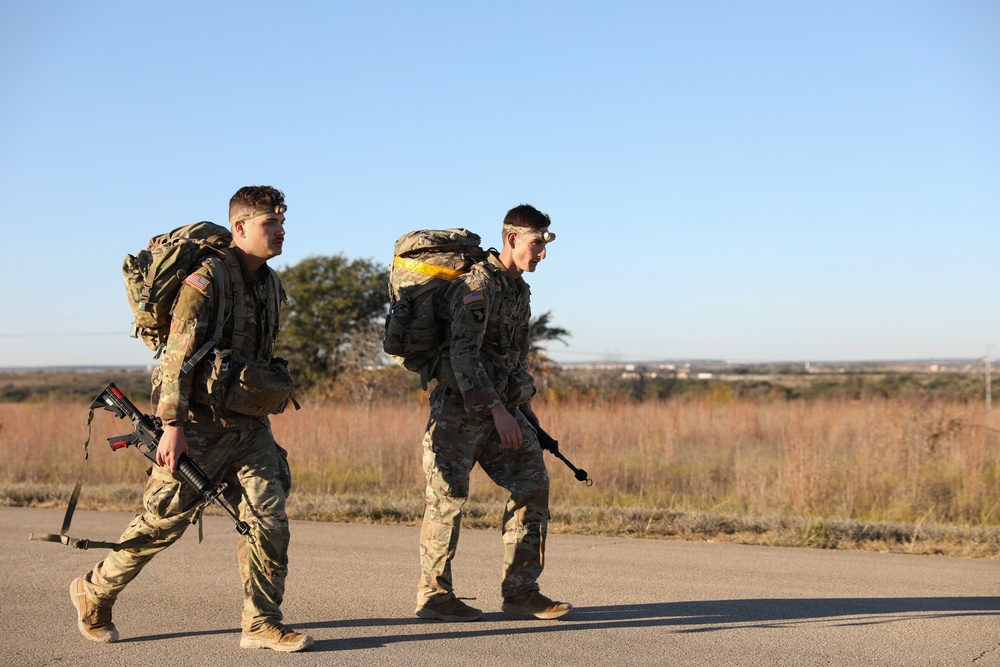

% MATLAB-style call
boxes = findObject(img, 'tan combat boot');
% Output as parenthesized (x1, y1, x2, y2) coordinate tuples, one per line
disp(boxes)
(70, 577, 119, 643)
(501, 591, 573, 619)
(415, 597, 483, 622)
(240, 624, 314, 652)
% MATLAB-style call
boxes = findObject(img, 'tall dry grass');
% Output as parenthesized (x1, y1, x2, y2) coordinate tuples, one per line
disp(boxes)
(2, 396, 998, 549)
(538, 398, 1000, 526)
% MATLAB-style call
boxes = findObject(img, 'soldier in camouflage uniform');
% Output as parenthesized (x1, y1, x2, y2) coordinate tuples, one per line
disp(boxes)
(415, 204, 571, 622)
(70, 186, 313, 652)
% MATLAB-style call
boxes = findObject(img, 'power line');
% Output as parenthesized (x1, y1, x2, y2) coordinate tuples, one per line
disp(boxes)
(0, 332, 122, 337)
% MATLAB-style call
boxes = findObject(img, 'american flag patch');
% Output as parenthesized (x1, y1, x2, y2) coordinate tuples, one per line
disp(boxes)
(184, 273, 210, 292)
(463, 290, 484, 305)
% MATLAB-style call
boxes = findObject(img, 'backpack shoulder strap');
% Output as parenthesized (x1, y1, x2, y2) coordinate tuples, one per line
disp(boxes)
(222, 249, 247, 353)
(263, 266, 282, 359)
(180, 255, 231, 376)
(265, 268, 281, 319)
(475, 253, 520, 326)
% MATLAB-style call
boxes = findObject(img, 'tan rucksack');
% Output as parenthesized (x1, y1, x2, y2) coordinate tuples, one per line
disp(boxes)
(122, 222, 233, 355)
(383, 228, 488, 386)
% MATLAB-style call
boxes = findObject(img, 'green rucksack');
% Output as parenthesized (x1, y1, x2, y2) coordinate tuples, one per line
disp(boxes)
(122, 221, 233, 356)
(383, 228, 489, 386)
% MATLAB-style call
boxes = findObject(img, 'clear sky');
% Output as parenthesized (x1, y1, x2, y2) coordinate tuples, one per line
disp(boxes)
(1, 1, 997, 368)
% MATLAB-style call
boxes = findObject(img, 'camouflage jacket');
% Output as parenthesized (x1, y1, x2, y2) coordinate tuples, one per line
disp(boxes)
(437, 252, 535, 419)
(154, 246, 284, 429)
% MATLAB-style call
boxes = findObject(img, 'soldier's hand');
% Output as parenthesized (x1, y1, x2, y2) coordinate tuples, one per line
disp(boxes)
(491, 406, 523, 449)
(157, 424, 190, 472)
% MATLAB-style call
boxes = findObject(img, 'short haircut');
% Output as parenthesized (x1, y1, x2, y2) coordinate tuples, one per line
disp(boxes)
(503, 204, 551, 231)
(229, 185, 286, 219)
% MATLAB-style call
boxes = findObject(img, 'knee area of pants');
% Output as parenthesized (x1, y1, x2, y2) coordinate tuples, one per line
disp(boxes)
(250, 513, 289, 536)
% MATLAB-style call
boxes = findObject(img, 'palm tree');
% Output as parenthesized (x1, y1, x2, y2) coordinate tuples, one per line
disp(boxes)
(528, 310, 570, 382)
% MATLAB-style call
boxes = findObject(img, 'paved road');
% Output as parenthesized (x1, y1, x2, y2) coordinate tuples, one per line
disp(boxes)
(3, 506, 999, 666)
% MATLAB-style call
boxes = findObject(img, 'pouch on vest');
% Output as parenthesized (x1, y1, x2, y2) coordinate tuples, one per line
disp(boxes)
(223, 358, 294, 416)
(506, 367, 537, 407)
(191, 350, 293, 416)
(189, 347, 237, 408)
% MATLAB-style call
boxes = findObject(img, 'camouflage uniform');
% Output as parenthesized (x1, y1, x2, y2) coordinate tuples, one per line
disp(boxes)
(418, 252, 550, 605)
(78, 248, 293, 633)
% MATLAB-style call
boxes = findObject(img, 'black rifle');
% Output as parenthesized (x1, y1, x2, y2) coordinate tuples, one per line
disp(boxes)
(520, 410, 592, 485)
(91, 383, 251, 536)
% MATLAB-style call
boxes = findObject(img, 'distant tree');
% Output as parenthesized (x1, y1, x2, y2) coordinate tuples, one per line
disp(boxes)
(275, 255, 389, 396)
(528, 310, 570, 385)
(323, 318, 394, 404)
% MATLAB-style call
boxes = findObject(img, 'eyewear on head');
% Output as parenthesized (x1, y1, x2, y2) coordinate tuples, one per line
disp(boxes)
(236, 204, 287, 222)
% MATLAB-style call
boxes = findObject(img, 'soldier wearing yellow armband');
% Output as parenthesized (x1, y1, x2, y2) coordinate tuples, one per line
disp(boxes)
(415, 204, 571, 622)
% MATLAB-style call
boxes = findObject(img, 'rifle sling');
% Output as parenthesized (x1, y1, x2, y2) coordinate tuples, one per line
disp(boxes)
(27, 406, 154, 551)
(28, 532, 152, 551)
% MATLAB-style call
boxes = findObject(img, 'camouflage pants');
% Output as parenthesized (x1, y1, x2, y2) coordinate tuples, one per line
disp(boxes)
(79, 420, 292, 632)
(418, 384, 550, 605)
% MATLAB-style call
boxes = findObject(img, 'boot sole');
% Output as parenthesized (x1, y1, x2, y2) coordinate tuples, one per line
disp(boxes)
(240, 635, 314, 652)
(501, 602, 573, 620)
(414, 607, 483, 622)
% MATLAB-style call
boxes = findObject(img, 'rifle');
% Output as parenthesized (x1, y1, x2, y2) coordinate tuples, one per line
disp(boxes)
(520, 410, 592, 485)
(91, 383, 252, 537)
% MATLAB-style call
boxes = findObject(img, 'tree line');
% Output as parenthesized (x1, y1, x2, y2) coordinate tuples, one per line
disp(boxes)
(7, 252, 983, 406)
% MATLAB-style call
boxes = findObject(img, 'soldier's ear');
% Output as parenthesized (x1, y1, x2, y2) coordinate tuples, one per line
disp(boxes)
(504, 229, 518, 249)
(232, 218, 246, 238)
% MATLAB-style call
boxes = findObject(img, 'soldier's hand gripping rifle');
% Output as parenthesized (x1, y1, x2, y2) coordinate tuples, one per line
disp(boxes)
(92, 383, 252, 537)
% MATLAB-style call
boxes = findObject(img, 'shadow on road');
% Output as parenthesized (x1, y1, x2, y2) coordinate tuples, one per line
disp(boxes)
(124, 597, 1000, 650)
(293, 596, 1000, 652)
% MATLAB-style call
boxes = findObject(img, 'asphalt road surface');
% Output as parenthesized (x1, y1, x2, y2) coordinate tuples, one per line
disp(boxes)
(4, 506, 999, 666)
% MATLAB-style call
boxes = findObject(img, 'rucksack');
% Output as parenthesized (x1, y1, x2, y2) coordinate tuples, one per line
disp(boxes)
(122, 221, 233, 356)
(383, 228, 489, 386)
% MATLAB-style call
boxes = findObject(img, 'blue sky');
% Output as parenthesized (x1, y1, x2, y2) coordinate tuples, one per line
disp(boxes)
(1, 1, 997, 368)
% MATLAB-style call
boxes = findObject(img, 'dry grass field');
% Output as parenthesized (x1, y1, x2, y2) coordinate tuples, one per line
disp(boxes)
(2, 395, 998, 557)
